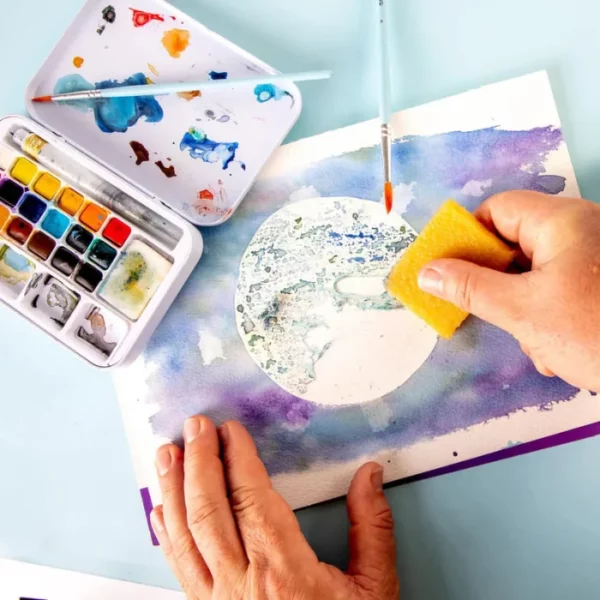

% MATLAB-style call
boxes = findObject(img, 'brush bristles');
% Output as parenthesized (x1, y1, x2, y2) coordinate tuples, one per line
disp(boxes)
(384, 181, 393, 214)
(32, 96, 53, 103)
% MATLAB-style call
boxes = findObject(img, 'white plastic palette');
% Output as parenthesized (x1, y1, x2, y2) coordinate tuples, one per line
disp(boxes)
(27, 0, 302, 226)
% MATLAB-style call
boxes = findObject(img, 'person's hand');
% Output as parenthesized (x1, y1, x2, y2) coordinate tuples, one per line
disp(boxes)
(418, 191, 600, 391)
(151, 416, 399, 600)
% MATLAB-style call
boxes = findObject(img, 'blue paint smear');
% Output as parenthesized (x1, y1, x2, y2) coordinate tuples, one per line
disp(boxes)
(3, 248, 31, 272)
(180, 127, 246, 170)
(54, 73, 163, 133)
(141, 125, 576, 476)
(208, 71, 228, 80)
(254, 83, 295, 107)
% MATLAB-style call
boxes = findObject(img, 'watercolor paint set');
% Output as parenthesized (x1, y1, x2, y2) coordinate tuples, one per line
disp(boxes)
(0, 0, 302, 367)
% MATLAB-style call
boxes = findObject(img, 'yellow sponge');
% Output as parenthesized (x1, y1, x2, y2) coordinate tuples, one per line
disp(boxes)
(386, 199, 515, 339)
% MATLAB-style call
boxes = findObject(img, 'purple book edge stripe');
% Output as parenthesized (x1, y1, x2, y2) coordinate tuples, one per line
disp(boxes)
(140, 421, 600, 544)
(140, 487, 159, 546)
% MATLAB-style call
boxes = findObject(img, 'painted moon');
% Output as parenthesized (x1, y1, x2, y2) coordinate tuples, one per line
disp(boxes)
(235, 197, 438, 406)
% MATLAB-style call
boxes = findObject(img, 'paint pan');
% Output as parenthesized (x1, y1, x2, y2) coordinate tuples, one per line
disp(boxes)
(26, 274, 80, 329)
(75, 305, 127, 357)
(0, 245, 35, 299)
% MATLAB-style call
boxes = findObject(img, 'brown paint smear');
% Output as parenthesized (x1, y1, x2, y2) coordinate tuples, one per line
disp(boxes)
(130, 141, 150, 165)
(156, 161, 176, 178)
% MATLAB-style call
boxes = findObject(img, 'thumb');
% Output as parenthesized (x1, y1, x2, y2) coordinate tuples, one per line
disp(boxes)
(346, 463, 399, 597)
(418, 258, 529, 336)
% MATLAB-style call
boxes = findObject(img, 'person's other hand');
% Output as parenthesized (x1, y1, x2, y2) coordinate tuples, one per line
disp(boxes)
(151, 416, 399, 600)
(418, 191, 600, 391)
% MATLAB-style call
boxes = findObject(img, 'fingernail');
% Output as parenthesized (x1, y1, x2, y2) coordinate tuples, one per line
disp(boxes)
(371, 467, 384, 492)
(155, 446, 173, 477)
(184, 417, 202, 443)
(219, 424, 229, 444)
(150, 510, 165, 534)
(418, 267, 444, 296)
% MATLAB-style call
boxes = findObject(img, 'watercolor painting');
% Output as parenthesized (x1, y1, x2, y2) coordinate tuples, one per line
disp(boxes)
(31, 0, 301, 226)
(114, 73, 599, 517)
(236, 196, 440, 405)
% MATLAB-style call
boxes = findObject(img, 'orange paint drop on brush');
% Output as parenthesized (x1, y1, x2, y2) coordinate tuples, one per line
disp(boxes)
(162, 28, 190, 58)
(384, 181, 393, 214)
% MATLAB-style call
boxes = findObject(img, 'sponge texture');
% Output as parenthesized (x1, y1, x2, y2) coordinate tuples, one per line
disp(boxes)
(386, 200, 515, 338)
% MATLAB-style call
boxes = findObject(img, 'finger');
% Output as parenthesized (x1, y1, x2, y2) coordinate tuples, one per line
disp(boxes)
(347, 463, 399, 598)
(474, 191, 579, 259)
(418, 258, 532, 337)
(183, 416, 248, 579)
(531, 355, 556, 377)
(220, 421, 316, 565)
(156, 444, 212, 596)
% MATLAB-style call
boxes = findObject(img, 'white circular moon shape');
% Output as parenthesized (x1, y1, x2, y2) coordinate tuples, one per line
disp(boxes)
(235, 197, 438, 406)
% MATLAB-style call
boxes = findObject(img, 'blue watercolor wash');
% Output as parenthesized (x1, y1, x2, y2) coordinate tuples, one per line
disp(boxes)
(254, 83, 295, 106)
(145, 125, 575, 477)
(42, 209, 70, 239)
(180, 127, 246, 170)
(208, 71, 228, 80)
(18, 193, 46, 223)
(54, 73, 163, 134)
(348, 256, 366, 263)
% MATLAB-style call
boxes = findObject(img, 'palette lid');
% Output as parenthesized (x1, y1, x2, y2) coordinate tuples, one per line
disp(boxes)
(25, 0, 302, 227)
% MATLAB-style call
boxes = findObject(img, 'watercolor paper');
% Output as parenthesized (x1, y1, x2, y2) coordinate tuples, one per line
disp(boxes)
(114, 73, 597, 519)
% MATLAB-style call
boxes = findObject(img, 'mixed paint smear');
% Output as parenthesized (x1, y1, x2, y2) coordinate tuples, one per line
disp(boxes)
(162, 28, 190, 58)
(54, 73, 163, 133)
(180, 127, 245, 170)
(134, 124, 578, 476)
(97, 5, 116, 35)
(184, 180, 231, 218)
(254, 84, 295, 107)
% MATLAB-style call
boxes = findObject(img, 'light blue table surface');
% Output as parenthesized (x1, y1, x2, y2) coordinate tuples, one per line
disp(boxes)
(1, 1, 600, 598)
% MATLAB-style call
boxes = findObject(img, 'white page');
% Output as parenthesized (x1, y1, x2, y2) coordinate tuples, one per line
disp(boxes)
(0, 559, 183, 600)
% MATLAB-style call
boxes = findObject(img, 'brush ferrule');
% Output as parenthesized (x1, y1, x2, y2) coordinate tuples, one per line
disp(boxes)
(381, 124, 392, 182)
(53, 89, 103, 102)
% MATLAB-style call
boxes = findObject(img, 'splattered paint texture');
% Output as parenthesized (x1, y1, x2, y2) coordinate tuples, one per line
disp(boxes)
(124, 122, 579, 483)
(54, 73, 163, 133)
(180, 127, 246, 170)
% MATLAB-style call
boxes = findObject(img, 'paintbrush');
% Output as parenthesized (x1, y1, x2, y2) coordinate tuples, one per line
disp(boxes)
(31, 70, 332, 103)
(376, 0, 394, 213)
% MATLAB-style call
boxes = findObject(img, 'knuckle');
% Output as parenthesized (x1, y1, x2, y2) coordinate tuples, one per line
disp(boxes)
(171, 532, 198, 563)
(186, 496, 223, 530)
(371, 506, 395, 532)
(230, 484, 264, 516)
(452, 269, 476, 313)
